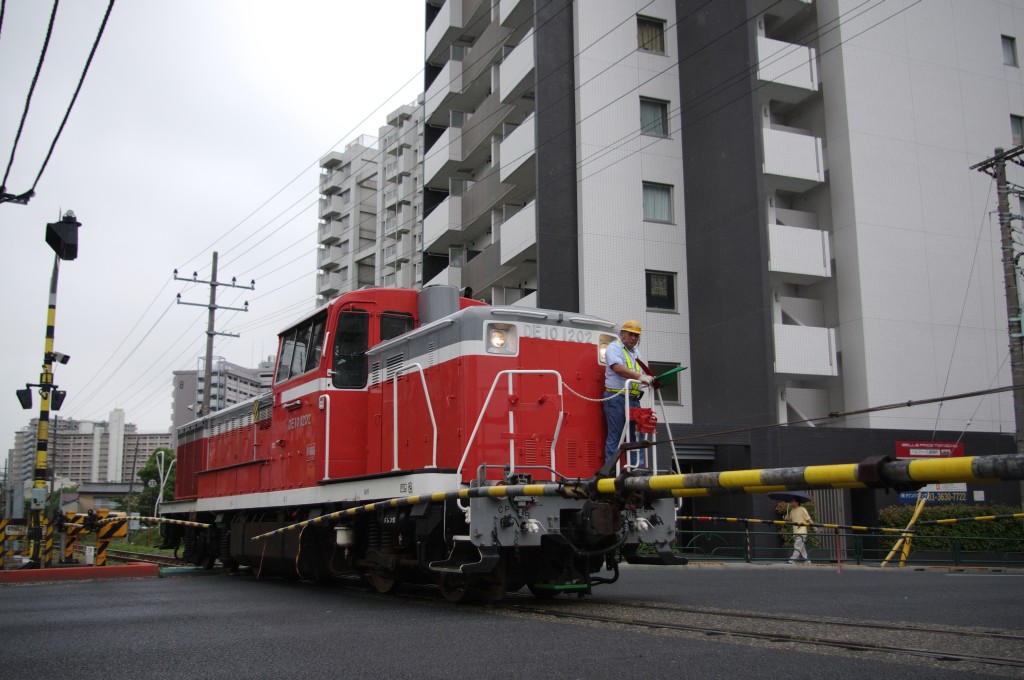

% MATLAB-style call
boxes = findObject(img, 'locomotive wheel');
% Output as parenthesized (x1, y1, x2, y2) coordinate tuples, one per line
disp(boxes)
(367, 571, 399, 594)
(439, 574, 468, 603)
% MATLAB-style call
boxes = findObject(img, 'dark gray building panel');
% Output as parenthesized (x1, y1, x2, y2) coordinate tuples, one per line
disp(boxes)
(679, 0, 775, 427)
(533, 0, 579, 313)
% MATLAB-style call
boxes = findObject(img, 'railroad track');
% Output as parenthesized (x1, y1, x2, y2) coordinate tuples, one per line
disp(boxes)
(99, 549, 188, 568)
(489, 596, 1024, 673)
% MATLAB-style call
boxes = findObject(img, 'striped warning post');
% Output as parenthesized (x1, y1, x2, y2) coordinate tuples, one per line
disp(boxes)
(0, 518, 6, 569)
(43, 520, 53, 568)
(64, 524, 83, 562)
(95, 519, 126, 567)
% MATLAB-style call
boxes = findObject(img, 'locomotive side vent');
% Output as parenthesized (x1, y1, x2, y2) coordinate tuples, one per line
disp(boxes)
(427, 341, 436, 367)
(385, 353, 406, 381)
(369, 360, 382, 386)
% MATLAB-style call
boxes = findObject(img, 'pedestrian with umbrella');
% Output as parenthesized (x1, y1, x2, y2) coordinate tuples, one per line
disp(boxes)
(768, 491, 818, 564)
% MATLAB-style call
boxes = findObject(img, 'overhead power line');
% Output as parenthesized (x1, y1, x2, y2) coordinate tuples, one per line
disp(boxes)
(0, 0, 115, 206)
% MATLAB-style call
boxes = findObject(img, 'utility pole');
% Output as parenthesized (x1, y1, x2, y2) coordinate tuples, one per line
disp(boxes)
(972, 146, 1024, 452)
(174, 252, 254, 415)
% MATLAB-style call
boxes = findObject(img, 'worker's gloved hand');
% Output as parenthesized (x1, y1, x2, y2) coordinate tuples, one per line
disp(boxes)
(639, 374, 654, 386)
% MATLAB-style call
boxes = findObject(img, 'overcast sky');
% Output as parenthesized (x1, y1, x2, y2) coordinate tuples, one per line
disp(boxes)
(0, 1, 424, 447)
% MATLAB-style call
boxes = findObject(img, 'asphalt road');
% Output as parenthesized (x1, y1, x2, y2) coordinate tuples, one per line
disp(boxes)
(1, 563, 1021, 680)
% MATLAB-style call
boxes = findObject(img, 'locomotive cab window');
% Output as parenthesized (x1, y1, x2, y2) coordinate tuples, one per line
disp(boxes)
(380, 311, 414, 342)
(332, 309, 369, 388)
(275, 312, 328, 384)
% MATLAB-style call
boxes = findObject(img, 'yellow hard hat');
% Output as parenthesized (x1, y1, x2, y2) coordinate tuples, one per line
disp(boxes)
(620, 319, 642, 335)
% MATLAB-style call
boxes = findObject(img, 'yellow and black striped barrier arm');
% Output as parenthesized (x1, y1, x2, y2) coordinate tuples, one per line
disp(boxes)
(596, 453, 1024, 498)
(680, 512, 1024, 534)
(678, 515, 909, 535)
(250, 481, 588, 542)
(916, 512, 1024, 527)
(97, 516, 211, 529)
(250, 453, 1024, 543)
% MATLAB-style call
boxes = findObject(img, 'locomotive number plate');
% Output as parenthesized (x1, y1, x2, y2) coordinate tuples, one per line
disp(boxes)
(519, 324, 594, 343)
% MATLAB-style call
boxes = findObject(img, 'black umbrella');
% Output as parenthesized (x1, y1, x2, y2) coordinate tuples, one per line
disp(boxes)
(766, 490, 812, 503)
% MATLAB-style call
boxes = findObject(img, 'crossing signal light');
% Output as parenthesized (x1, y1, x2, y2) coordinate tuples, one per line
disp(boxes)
(45, 211, 80, 261)
(51, 390, 66, 411)
(16, 388, 32, 410)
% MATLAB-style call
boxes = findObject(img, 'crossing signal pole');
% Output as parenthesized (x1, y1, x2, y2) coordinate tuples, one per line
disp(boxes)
(14, 210, 80, 568)
(174, 251, 254, 415)
(972, 146, 1024, 453)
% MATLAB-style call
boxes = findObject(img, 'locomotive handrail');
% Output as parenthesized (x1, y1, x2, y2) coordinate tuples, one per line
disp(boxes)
(456, 369, 565, 478)
(392, 363, 438, 470)
(620, 378, 653, 471)
(320, 394, 332, 480)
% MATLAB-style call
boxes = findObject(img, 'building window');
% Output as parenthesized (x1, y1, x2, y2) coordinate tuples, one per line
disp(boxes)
(647, 361, 681, 403)
(1013, 115, 1024, 146)
(1004, 35, 1018, 67)
(637, 16, 666, 54)
(642, 182, 673, 223)
(640, 98, 669, 137)
(646, 270, 676, 310)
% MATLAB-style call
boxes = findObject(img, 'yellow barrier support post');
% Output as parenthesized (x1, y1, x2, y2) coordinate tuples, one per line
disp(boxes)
(63, 525, 81, 563)
(42, 519, 53, 568)
(96, 522, 110, 567)
(0, 518, 6, 570)
(881, 495, 927, 568)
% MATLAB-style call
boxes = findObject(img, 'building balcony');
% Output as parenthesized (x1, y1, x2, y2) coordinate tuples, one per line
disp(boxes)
(426, 0, 465, 65)
(500, 0, 530, 27)
(462, 90, 514, 166)
(762, 124, 825, 192)
(463, 16, 510, 86)
(317, 271, 344, 297)
(399, 149, 419, 175)
(768, 223, 831, 281)
(317, 246, 341, 271)
(781, 386, 830, 424)
(424, 126, 463, 189)
(319, 220, 345, 245)
(320, 170, 345, 195)
(425, 57, 464, 126)
(773, 324, 838, 378)
(499, 113, 535, 184)
(757, 36, 818, 103)
(460, 165, 512, 237)
(425, 264, 462, 289)
(500, 30, 534, 103)
(500, 200, 535, 266)
(423, 195, 463, 251)
(319, 195, 347, 220)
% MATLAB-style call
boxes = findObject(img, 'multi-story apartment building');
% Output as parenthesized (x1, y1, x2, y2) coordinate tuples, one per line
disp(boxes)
(422, 0, 690, 418)
(377, 97, 426, 289)
(420, 0, 1022, 531)
(316, 136, 380, 303)
(171, 357, 266, 434)
(10, 410, 172, 486)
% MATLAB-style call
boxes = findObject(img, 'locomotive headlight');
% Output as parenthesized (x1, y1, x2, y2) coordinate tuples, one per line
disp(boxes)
(597, 333, 616, 365)
(485, 322, 518, 355)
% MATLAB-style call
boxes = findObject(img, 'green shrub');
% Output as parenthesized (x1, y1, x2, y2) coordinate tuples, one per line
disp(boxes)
(877, 504, 1024, 552)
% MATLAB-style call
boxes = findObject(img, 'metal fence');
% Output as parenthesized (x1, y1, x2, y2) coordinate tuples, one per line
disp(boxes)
(676, 528, 1024, 567)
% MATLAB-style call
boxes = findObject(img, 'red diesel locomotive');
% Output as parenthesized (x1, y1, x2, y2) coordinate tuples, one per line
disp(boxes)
(160, 285, 679, 600)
